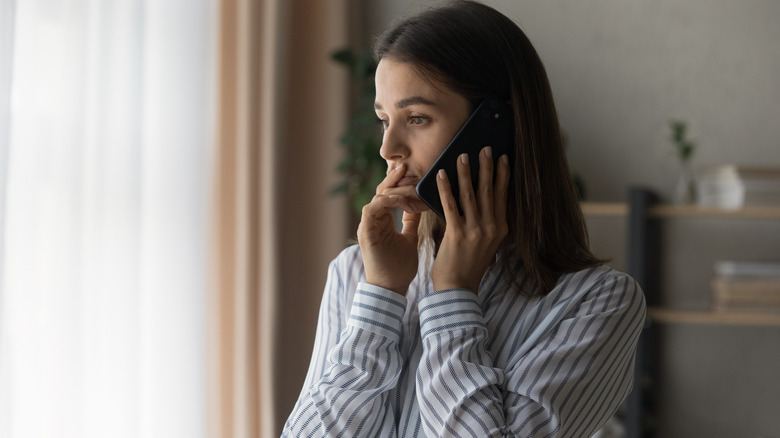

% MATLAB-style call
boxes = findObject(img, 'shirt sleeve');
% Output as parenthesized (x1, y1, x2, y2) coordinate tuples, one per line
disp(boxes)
(282, 250, 408, 438)
(415, 272, 646, 438)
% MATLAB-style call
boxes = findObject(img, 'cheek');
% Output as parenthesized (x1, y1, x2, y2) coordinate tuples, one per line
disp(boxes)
(422, 123, 461, 168)
(410, 122, 462, 172)
(416, 137, 448, 173)
(429, 145, 447, 166)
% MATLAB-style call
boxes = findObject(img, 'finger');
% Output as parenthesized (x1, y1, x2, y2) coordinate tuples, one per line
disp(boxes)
(380, 185, 430, 213)
(494, 154, 510, 227)
(456, 153, 478, 222)
(400, 211, 421, 240)
(393, 195, 428, 214)
(361, 193, 400, 220)
(435, 168, 462, 225)
(478, 146, 494, 221)
(358, 195, 400, 245)
(375, 164, 406, 194)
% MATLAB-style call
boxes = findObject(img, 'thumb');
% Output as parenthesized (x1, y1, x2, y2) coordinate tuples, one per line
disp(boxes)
(400, 211, 421, 240)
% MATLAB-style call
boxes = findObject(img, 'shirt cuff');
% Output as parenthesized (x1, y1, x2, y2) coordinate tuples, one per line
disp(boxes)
(418, 289, 485, 339)
(348, 282, 408, 342)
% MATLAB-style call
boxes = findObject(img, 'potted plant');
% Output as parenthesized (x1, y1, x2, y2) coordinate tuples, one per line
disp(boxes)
(668, 119, 697, 204)
(330, 48, 385, 217)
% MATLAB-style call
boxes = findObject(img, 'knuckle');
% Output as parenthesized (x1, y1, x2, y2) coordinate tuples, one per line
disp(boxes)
(443, 198, 458, 211)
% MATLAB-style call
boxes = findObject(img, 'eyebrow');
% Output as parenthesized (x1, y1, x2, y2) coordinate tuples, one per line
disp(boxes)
(374, 95, 436, 110)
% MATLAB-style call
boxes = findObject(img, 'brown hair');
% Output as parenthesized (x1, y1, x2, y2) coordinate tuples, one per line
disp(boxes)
(374, 1, 604, 295)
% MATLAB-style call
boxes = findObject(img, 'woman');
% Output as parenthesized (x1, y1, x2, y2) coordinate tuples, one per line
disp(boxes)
(283, 1, 645, 437)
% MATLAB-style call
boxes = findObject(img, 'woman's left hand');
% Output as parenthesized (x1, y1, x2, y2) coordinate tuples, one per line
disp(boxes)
(431, 146, 510, 292)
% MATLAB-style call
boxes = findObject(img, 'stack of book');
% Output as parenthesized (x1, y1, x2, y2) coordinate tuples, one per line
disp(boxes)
(711, 261, 780, 313)
(697, 165, 780, 208)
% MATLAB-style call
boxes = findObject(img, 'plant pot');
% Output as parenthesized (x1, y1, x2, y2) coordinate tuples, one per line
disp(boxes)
(673, 161, 696, 205)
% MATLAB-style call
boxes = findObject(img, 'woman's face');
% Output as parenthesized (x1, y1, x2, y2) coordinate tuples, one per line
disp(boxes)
(374, 58, 471, 193)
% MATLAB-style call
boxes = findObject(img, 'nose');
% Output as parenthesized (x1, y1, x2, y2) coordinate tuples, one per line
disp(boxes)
(379, 125, 409, 164)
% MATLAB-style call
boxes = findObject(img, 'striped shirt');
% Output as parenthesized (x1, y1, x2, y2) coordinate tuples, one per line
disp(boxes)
(282, 244, 646, 437)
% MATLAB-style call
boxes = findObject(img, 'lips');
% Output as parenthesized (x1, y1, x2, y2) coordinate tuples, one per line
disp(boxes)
(397, 175, 418, 186)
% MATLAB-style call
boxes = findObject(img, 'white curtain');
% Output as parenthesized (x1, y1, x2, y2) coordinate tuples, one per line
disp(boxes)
(0, 1, 216, 437)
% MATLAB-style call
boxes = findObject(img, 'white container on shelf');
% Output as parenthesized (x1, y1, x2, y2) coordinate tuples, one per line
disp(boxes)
(697, 165, 780, 208)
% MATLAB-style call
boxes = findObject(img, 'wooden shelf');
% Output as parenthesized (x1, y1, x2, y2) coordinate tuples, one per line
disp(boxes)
(648, 307, 780, 327)
(581, 202, 780, 219)
(580, 202, 628, 216)
(648, 204, 780, 219)
(584, 198, 780, 327)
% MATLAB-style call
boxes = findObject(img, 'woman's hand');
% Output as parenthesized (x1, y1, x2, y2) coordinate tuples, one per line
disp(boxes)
(432, 147, 510, 292)
(357, 164, 425, 296)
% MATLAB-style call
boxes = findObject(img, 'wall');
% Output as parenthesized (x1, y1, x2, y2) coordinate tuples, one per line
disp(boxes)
(364, 1, 780, 437)
(365, 0, 780, 200)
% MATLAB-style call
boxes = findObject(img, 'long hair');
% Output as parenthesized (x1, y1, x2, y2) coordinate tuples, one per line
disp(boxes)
(374, 0, 604, 295)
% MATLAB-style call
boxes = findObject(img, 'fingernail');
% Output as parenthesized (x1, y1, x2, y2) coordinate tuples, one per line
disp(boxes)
(438, 169, 446, 180)
(501, 154, 509, 164)
(484, 146, 492, 158)
(460, 153, 468, 164)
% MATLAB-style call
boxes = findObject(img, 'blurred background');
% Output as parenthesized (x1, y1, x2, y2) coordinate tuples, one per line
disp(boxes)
(0, 1, 778, 437)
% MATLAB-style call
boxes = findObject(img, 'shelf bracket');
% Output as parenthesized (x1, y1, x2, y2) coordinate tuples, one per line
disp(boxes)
(625, 187, 660, 438)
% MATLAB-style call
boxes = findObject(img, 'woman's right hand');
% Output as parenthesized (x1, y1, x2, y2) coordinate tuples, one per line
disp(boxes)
(357, 164, 424, 296)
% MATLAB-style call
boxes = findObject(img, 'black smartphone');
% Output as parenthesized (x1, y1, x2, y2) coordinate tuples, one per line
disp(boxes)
(415, 99, 513, 220)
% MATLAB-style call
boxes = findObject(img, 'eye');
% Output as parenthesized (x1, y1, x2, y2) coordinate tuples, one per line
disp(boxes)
(376, 117, 389, 131)
(408, 115, 429, 126)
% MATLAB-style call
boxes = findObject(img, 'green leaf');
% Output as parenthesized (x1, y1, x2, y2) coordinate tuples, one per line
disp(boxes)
(331, 48, 354, 67)
(329, 45, 384, 216)
(330, 181, 348, 195)
(668, 119, 696, 162)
